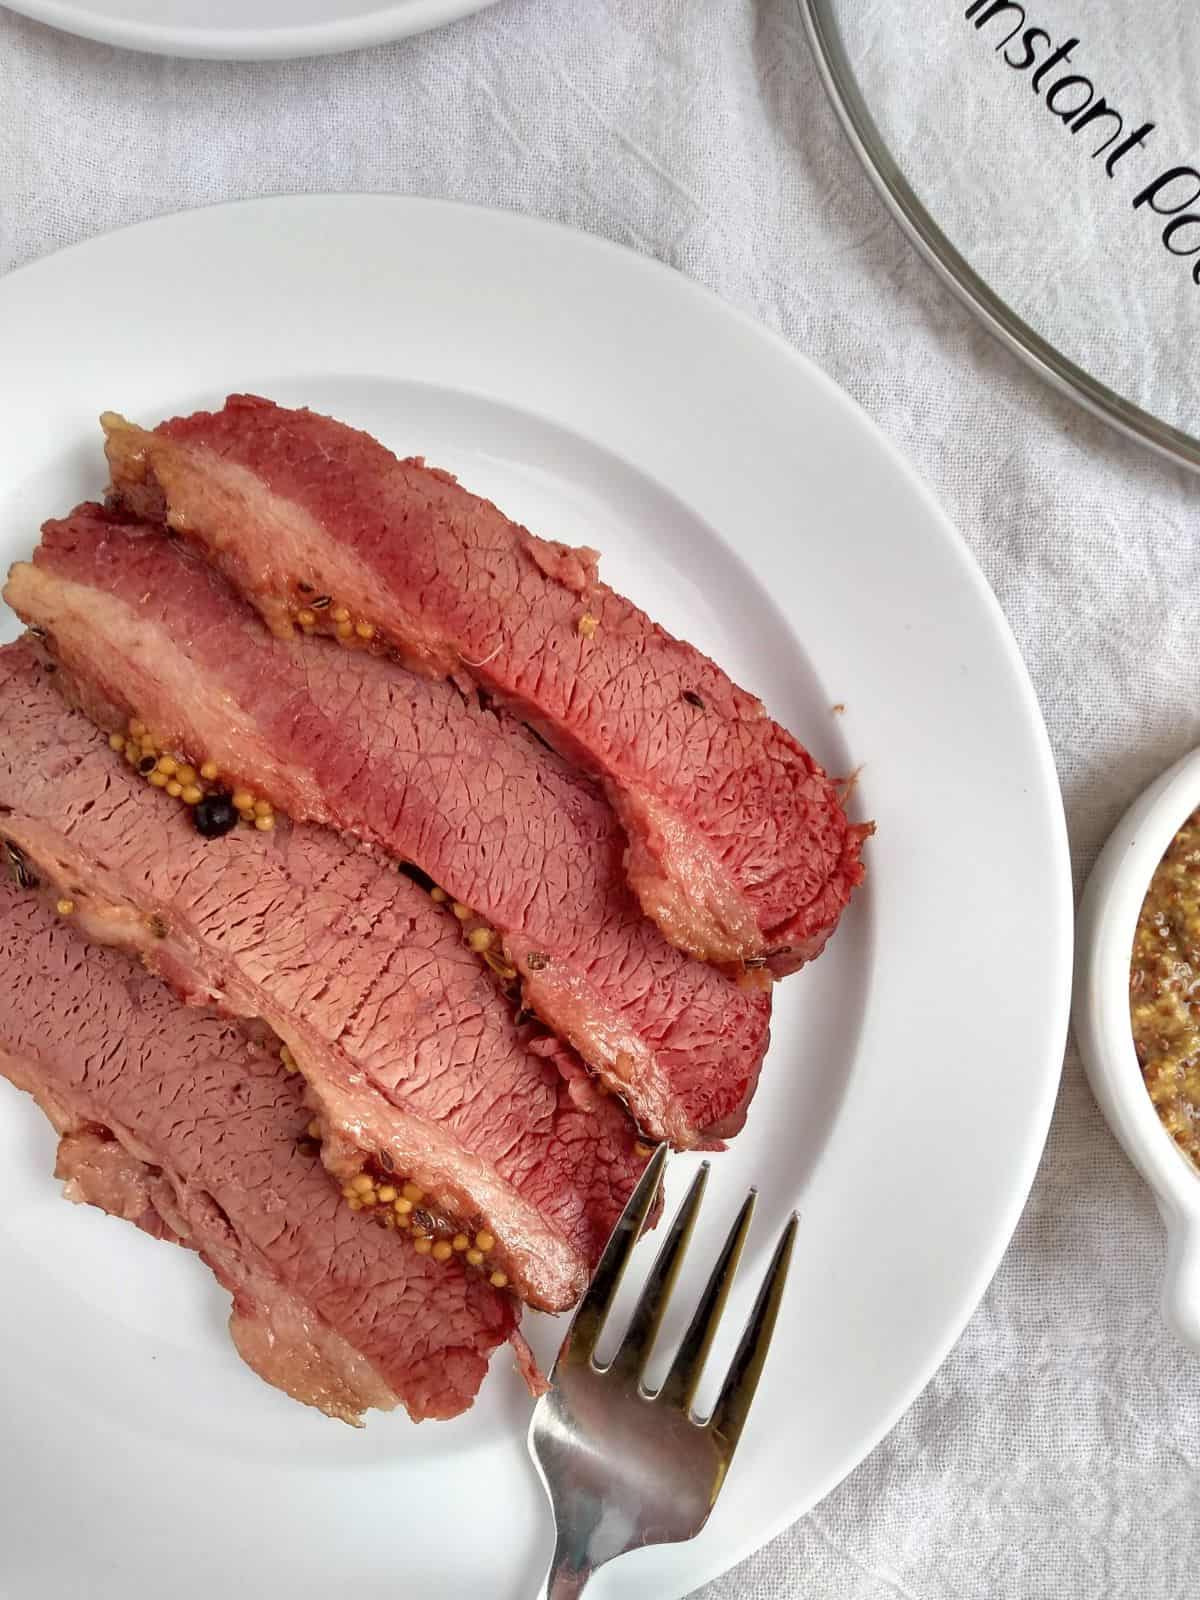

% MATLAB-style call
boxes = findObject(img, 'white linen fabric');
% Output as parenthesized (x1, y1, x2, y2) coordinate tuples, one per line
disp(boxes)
(2, 3, 1198, 1596)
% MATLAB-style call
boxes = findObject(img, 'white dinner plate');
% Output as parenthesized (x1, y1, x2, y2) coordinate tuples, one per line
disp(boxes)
(0, 195, 1072, 1599)
(1, 0, 499, 58)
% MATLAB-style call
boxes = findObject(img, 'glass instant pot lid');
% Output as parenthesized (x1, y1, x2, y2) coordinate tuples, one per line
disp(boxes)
(800, 0, 1200, 469)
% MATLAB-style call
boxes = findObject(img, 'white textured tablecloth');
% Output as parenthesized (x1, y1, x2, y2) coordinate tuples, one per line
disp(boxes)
(3, 3, 1199, 1596)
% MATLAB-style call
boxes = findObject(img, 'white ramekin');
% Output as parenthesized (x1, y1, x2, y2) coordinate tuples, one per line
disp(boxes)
(1075, 748, 1200, 1352)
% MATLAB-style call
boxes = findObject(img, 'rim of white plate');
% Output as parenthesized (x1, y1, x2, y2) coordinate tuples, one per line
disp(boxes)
(1075, 749, 1200, 1353)
(2, 0, 500, 60)
(0, 194, 1075, 1595)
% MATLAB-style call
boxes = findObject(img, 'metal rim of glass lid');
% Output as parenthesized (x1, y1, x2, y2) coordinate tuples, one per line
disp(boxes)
(797, 0, 1200, 474)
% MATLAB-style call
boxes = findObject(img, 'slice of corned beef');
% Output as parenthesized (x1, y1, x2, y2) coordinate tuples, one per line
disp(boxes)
(0, 642, 646, 1312)
(0, 874, 526, 1424)
(102, 397, 869, 973)
(6, 504, 772, 1151)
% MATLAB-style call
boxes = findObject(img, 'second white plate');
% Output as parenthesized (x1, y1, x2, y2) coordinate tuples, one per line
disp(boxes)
(0, 195, 1072, 1599)
(1, 0, 500, 59)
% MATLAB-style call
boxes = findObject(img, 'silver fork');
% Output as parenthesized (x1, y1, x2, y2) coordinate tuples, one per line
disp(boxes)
(528, 1145, 798, 1599)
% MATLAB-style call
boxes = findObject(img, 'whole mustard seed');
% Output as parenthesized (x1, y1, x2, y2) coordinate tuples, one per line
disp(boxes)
(200, 760, 220, 782)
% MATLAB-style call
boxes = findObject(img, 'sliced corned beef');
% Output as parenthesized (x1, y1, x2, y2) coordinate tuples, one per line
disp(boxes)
(101, 397, 868, 973)
(7, 504, 771, 1150)
(0, 641, 647, 1312)
(0, 875, 524, 1424)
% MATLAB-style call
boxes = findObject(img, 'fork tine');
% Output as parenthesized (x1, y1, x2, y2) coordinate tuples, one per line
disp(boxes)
(656, 1188, 756, 1413)
(605, 1161, 710, 1385)
(557, 1142, 668, 1368)
(704, 1213, 798, 1461)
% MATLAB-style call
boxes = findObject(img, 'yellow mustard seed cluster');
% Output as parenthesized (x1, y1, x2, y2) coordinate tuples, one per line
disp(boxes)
(426, 881, 519, 982)
(291, 586, 378, 648)
(230, 789, 277, 830)
(339, 1171, 508, 1288)
(109, 717, 277, 830)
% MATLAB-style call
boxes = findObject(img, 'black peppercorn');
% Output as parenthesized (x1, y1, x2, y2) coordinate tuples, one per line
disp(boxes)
(138, 754, 158, 775)
(193, 792, 238, 839)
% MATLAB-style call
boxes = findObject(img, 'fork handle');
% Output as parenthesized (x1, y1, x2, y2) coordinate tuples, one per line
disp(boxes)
(541, 1535, 596, 1599)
